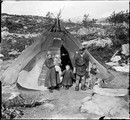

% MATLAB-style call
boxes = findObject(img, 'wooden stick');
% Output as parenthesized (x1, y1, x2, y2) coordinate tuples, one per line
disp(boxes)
(111, 49, 119, 58)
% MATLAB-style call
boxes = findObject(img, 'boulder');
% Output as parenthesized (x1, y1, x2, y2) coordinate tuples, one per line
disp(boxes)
(93, 84, 128, 96)
(112, 65, 129, 73)
(0, 54, 4, 57)
(105, 62, 119, 66)
(80, 94, 129, 119)
(111, 56, 121, 62)
(121, 44, 129, 56)
(81, 100, 104, 115)
(44, 103, 55, 111)
(0, 59, 3, 63)
(81, 96, 92, 103)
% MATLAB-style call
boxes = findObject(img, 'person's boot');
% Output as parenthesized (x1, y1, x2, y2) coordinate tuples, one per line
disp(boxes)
(81, 85, 87, 91)
(65, 86, 69, 90)
(55, 85, 60, 91)
(58, 83, 62, 88)
(75, 85, 79, 91)
(48, 87, 53, 93)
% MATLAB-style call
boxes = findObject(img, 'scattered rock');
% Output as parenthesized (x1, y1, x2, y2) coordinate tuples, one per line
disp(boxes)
(0, 58, 3, 61)
(81, 96, 92, 103)
(110, 107, 129, 119)
(44, 103, 54, 111)
(8, 92, 20, 100)
(93, 84, 128, 96)
(80, 94, 129, 118)
(111, 55, 121, 62)
(81, 100, 104, 115)
(59, 104, 67, 111)
(121, 44, 129, 56)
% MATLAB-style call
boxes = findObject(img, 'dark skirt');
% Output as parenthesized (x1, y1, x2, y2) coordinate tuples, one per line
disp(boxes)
(44, 67, 60, 87)
(62, 78, 73, 86)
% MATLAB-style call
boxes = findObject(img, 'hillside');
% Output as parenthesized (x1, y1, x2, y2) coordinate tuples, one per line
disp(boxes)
(0, 13, 114, 63)
(1, 13, 108, 36)
(1, 13, 53, 34)
(1, 13, 129, 64)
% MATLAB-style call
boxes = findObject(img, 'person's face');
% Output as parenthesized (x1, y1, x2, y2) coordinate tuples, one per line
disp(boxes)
(48, 54, 51, 58)
(66, 65, 70, 70)
(79, 50, 84, 54)
(92, 64, 96, 68)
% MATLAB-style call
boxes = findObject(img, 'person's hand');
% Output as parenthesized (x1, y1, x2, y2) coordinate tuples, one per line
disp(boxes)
(53, 61, 56, 65)
(73, 67, 76, 73)
(86, 68, 89, 72)
(97, 69, 100, 73)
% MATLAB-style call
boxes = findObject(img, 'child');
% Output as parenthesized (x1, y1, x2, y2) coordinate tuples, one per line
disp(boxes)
(53, 54, 62, 76)
(61, 65, 75, 90)
(89, 63, 99, 89)
(95, 68, 112, 88)
(53, 54, 63, 89)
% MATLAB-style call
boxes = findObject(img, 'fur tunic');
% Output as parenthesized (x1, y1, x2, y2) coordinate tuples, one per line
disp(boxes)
(73, 52, 89, 77)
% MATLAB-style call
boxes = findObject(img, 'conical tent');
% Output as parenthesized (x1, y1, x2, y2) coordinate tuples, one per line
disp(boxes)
(1, 18, 114, 91)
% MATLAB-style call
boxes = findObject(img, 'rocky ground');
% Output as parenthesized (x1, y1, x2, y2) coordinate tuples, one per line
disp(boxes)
(1, 59, 129, 119)
(11, 84, 106, 119)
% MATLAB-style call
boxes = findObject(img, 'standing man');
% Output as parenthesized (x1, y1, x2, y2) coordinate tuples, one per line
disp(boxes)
(73, 47, 89, 91)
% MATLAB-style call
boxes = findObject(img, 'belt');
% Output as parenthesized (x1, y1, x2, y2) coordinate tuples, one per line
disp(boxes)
(76, 64, 86, 67)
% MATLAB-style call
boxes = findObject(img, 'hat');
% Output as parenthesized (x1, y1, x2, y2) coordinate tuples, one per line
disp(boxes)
(79, 46, 85, 51)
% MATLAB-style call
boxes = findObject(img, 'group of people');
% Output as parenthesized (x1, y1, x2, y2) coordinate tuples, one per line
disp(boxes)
(44, 47, 99, 93)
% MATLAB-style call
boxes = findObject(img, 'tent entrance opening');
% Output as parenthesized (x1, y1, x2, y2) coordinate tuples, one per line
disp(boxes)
(60, 45, 73, 71)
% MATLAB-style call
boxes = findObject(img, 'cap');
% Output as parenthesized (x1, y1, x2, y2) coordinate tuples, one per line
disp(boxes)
(79, 46, 85, 51)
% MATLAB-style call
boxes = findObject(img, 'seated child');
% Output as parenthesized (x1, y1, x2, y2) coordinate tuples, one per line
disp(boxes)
(89, 63, 99, 89)
(61, 65, 75, 90)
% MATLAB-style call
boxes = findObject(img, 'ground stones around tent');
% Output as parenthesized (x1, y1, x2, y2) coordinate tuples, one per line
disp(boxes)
(44, 103, 55, 111)
(93, 84, 128, 97)
(112, 65, 129, 73)
(121, 44, 129, 56)
(80, 94, 129, 119)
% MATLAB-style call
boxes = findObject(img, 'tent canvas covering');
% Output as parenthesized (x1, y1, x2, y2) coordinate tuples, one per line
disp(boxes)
(1, 18, 114, 91)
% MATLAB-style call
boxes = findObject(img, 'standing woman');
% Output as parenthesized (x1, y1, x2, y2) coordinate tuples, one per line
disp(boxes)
(44, 51, 60, 93)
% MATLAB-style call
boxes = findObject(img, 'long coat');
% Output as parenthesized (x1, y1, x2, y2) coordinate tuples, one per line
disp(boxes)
(62, 69, 75, 86)
(44, 57, 60, 88)
(73, 52, 89, 77)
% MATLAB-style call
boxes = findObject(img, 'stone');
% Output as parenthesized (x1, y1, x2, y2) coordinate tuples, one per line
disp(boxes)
(93, 84, 128, 96)
(80, 94, 129, 118)
(8, 92, 20, 100)
(121, 44, 129, 56)
(81, 96, 92, 103)
(44, 103, 54, 111)
(110, 107, 129, 119)
(111, 56, 121, 62)
(80, 101, 104, 115)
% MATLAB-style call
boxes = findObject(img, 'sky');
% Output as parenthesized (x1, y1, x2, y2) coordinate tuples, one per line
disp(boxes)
(2, 1, 129, 22)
